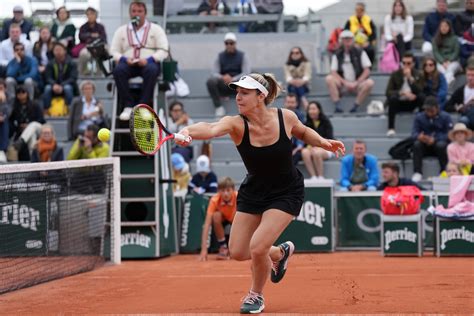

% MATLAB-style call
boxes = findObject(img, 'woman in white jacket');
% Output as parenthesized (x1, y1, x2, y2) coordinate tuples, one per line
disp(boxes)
(384, 0, 414, 58)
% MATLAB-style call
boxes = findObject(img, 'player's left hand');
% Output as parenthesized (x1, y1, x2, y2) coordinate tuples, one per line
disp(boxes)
(320, 139, 345, 158)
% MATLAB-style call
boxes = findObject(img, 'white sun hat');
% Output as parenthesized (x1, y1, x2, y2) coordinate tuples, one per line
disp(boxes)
(228, 75, 269, 97)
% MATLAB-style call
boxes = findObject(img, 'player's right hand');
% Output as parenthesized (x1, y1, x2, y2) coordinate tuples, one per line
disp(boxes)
(198, 250, 208, 261)
(175, 129, 192, 147)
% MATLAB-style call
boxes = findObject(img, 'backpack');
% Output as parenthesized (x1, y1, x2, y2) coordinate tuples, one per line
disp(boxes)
(379, 42, 400, 73)
(49, 96, 68, 117)
(388, 137, 415, 160)
(381, 186, 424, 215)
(327, 27, 343, 54)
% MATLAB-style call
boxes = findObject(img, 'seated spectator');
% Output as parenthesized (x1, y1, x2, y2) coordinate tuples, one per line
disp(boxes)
(340, 140, 379, 191)
(9, 86, 45, 161)
(460, 25, 474, 67)
(284, 47, 312, 109)
(207, 32, 251, 117)
(447, 123, 474, 175)
(385, 52, 424, 137)
(0, 23, 33, 68)
(411, 96, 453, 182)
(441, 162, 463, 177)
(199, 177, 237, 261)
(51, 6, 76, 54)
(378, 162, 424, 190)
(76, 7, 107, 75)
(445, 64, 474, 129)
(1, 6, 33, 41)
(422, 0, 455, 54)
(197, 0, 231, 33)
(326, 30, 374, 114)
(384, 0, 414, 58)
(31, 124, 64, 162)
(68, 80, 105, 140)
(110, 1, 168, 121)
(419, 56, 448, 110)
(0, 80, 8, 162)
(171, 153, 191, 195)
(344, 2, 377, 64)
(32, 26, 54, 88)
(454, 0, 474, 37)
(67, 124, 109, 160)
(189, 155, 218, 194)
(6, 42, 39, 102)
(302, 101, 334, 181)
(432, 19, 460, 86)
(283, 93, 305, 165)
(167, 100, 194, 162)
(43, 42, 78, 112)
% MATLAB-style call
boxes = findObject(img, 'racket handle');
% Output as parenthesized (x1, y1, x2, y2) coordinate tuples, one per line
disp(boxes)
(173, 133, 192, 143)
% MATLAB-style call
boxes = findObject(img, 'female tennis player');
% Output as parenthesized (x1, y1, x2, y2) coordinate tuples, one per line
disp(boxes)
(175, 73, 345, 314)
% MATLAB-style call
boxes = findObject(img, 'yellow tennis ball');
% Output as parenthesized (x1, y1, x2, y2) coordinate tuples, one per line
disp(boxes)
(98, 128, 110, 142)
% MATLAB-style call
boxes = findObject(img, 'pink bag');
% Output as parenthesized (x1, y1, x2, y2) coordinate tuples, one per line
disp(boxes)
(71, 43, 86, 58)
(379, 42, 400, 73)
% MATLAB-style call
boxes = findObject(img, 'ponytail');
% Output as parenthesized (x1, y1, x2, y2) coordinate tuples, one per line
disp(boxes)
(248, 72, 282, 105)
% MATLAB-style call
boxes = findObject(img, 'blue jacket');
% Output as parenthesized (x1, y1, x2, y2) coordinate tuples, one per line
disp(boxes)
(189, 172, 218, 193)
(423, 11, 455, 42)
(411, 111, 453, 142)
(340, 154, 379, 189)
(422, 73, 448, 110)
(6, 56, 39, 83)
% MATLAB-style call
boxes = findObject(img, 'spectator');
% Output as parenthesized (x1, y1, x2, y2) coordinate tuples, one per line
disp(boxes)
(76, 7, 107, 75)
(167, 101, 194, 162)
(384, 0, 414, 58)
(207, 32, 251, 117)
(432, 19, 460, 86)
(68, 80, 105, 140)
(344, 2, 377, 64)
(284, 47, 312, 110)
(447, 123, 474, 175)
(171, 153, 191, 194)
(189, 155, 218, 194)
(199, 176, 237, 261)
(283, 93, 305, 165)
(197, 0, 231, 33)
(43, 42, 78, 111)
(67, 124, 109, 160)
(31, 124, 64, 162)
(0, 23, 33, 68)
(419, 56, 448, 110)
(385, 52, 424, 137)
(445, 64, 474, 129)
(422, 0, 455, 54)
(9, 86, 45, 160)
(0, 80, 8, 162)
(6, 42, 39, 102)
(378, 162, 424, 190)
(326, 30, 374, 113)
(460, 24, 474, 67)
(442, 162, 463, 177)
(302, 101, 334, 180)
(50, 6, 76, 54)
(411, 96, 453, 182)
(454, 0, 474, 37)
(1, 5, 33, 41)
(32, 26, 54, 85)
(340, 140, 379, 191)
(110, 1, 169, 121)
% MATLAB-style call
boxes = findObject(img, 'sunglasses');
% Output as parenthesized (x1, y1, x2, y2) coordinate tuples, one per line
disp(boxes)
(224, 41, 235, 45)
(402, 61, 413, 65)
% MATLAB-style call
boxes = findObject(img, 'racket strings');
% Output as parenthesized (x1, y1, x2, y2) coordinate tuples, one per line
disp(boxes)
(132, 107, 160, 154)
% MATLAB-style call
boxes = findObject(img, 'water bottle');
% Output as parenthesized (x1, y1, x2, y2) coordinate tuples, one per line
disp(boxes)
(218, 2, 225, 14)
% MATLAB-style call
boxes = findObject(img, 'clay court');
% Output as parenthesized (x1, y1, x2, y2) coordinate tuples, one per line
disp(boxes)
(0, 252, 473, 314)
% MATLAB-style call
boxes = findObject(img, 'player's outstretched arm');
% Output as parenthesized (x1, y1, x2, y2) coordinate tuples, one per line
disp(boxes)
(176, 116, 236, 146)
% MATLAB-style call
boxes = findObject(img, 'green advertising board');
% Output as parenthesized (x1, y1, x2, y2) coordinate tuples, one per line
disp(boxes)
(336, 192, 436, 249)
(382, 214, 422, 256)
(179, 194, 209, 253)
(277, 181, 334, 252)
(121, 226, 157, 258)
(436, 218, 474, 256)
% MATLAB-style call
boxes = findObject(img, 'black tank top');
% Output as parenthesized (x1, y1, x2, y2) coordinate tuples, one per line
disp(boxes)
(237, 108, 294, 176)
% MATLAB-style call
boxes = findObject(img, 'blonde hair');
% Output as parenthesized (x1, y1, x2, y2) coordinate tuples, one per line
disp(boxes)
(248, 73, 282, 105)
(217, 177, 235, 190)
(41, 124, 55, 136)
(80, 80, 96, 93)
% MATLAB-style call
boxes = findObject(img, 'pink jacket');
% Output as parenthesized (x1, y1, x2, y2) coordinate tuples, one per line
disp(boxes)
(447, 142, 474, 164)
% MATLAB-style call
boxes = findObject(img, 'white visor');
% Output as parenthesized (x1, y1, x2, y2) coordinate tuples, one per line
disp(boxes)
(228, 75, 269, 97)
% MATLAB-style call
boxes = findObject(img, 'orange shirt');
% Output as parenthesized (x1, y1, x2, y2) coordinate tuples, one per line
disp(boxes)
(206, 191, 238, 223)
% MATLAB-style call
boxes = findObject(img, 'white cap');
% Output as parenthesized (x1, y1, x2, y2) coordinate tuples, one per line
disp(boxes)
(224, 32, 237, 42)
(196, 155, 211, 173)
(340, 30, 354, 39)
(229, 75, 269, 97)
(13, 5, 24, 12)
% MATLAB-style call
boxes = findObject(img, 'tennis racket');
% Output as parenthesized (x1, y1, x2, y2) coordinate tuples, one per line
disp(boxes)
(129, 103, 191, 156)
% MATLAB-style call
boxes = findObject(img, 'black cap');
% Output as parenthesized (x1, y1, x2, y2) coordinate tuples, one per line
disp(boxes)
(423, 96, 439, 109)
(15, 85, 27, 93)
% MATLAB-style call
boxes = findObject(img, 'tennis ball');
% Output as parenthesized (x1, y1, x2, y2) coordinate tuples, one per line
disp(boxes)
(98, 128, 110, 142)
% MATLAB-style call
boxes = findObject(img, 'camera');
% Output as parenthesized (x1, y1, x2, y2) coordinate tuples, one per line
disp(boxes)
(78, 135, 85, 145)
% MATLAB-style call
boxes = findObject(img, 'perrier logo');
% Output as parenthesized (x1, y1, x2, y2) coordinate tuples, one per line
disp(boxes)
(385, 228, 417, 250)
(440, 226, 474, 250)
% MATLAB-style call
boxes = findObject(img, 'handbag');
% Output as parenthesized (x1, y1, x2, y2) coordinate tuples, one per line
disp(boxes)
(381, 186, 424, 215)
(49, 96, 68, 117)
(388, 137, 415, 160)
(162, 47, 178, 83)
(379, 42, 400, 73)
(71, 43, 87, 58)
(165, 74, 190, 98)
